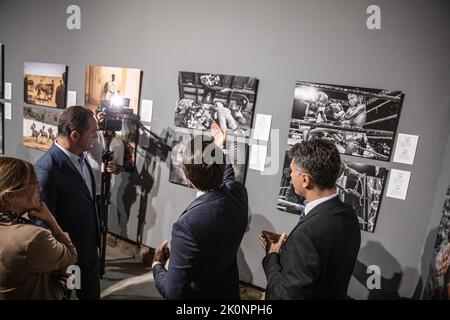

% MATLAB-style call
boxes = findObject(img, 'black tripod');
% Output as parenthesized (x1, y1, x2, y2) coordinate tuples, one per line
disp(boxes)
(99, 132, 114, 278)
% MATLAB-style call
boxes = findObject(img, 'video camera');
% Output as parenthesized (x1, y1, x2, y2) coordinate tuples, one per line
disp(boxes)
(98, 97, 133, 132)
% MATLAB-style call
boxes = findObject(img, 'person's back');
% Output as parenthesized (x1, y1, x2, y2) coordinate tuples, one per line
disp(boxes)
(152, 123, 248, 300)
(0, 222, 77, 300)
(172, 167, 248, 299)
(282, 197, 360, 299)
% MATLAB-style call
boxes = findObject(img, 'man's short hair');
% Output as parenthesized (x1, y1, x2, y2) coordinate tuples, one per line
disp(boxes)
(182, 136, 225, 191)
(288, 139, 341, 190)
(58, 106, 94, 138)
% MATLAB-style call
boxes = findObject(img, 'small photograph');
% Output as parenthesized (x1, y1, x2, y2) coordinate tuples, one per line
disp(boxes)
(288, 81, 404, 161)
(23, 106, 60, 152)
(277, 151, 387, 233)
(24, 61, 68, 109)
(85, 65, 142, 115)
(174, 71, 259, 138)
(169, 131, 248, 188)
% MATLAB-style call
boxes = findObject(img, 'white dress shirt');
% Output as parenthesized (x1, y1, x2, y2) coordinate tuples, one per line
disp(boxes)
(55, 142, 94, 198)
(304, 192, 339, 216)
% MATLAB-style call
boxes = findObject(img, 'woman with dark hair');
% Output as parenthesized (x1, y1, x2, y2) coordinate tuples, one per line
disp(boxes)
(0, 157, 77, 300)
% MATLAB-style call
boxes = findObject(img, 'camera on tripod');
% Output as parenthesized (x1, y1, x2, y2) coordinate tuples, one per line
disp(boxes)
(98, 97, 132, 132)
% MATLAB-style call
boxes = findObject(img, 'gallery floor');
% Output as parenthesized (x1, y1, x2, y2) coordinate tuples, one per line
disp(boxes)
(93, 235, 264, 300)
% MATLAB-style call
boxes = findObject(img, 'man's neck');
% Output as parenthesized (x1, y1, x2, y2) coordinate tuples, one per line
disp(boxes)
(56, 138, 82, 156)
(305, 188, 336, 203)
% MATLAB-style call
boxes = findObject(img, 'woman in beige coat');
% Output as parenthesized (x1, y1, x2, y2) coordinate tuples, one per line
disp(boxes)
(0, 157, 78, 300)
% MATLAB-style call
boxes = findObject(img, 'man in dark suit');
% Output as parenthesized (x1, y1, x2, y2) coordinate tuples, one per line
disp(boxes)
(35, 106, 100, 300)
(261, 139, 361, 299)
(152, 122, 248, 299)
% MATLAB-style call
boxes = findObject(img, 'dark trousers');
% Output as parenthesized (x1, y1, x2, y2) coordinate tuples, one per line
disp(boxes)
(75, 254, 101, 300)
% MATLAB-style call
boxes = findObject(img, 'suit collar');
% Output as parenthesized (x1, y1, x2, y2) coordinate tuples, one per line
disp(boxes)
(295, 196, 342, 227)
(179, 186, 228, 219)
(49, 144, 96, 199)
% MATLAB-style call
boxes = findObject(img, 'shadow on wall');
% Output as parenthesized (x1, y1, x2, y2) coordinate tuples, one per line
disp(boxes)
(238, 211, 277, 286)
(415, 226, 439, 299)
(352, 240, 404, 299)
(115, 128, 173, 243)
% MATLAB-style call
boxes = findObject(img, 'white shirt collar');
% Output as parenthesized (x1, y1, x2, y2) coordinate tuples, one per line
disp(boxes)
(55, 141, 85, 163)
(196, 191, 206, 198)
(304, 192, 338, 216)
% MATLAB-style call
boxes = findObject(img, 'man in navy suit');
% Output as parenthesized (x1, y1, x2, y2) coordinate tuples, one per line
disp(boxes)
(260, 139, 361, 299)
(152, 123, 248, 299)
(35, 106, 100, 300)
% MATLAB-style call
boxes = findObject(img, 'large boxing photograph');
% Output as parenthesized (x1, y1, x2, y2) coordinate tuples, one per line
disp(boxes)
(174, 71, 259, 138)
(169, 131, 249, 188)
(24, 61, 68, 109)
(85, 65, 142, 116)
(277, 151, 388, 233)
(23, 106, 60, 152)
(288, 81, 404, 161)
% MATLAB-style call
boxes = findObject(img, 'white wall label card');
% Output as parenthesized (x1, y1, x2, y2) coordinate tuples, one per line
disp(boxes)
(67, 91, 77, 107)
(252, 113, 272, 142)
(386, 169, 411, 200)
(5, 82, 12, 100)
(249, 144, 268, 172)
(4, 102, 12, 120)
(393, 133, 419, 165)
(140, 99, 153, 123)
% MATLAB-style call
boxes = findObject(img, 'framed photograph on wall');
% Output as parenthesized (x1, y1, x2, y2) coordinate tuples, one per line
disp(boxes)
(24, 61, 68, 109)
(23, 105, 61, 152)
(85, 65, 143, 116)
(277, 151, 388, 233)
(169, 130, 249, 188)
(174, 71, 259, 138)
(288, 81, 404, 161)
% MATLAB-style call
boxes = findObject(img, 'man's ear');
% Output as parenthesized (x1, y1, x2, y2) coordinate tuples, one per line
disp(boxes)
(304, 174, 314, 190)
(70, 130, 80, 142)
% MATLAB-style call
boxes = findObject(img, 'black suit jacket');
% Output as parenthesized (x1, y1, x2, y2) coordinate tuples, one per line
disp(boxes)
(263, 196, 361, 300)
(153, 164, 248, 300)
(35, 144, 99, 266)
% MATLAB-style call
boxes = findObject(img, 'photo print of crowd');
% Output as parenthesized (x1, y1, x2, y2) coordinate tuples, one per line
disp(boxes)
(288, 81, 404, 161)
(277, 151, 388, 233)
(169, 130, 248, 188)
(174, 71, 259, 138)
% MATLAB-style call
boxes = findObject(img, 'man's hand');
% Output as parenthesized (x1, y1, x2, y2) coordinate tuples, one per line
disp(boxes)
(106, 161, 122, 174)
(259, 231, 287, 254)
(153, 240, 170, 267)
(95, 111, 105, 125)
(211, 122, 227, 149)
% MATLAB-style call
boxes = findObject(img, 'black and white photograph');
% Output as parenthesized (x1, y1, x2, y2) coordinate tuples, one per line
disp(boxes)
(24, 61, 68, 109)
(277, 151, 388, 233)
(0, 43, 4, 99)
(425, 186, 450, 299)
(288, 81, 404, 161)
(174, 71, 259, 138)
(169, 131, 249, 188)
